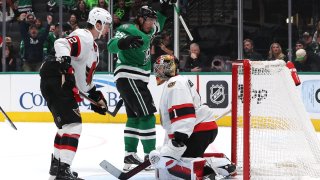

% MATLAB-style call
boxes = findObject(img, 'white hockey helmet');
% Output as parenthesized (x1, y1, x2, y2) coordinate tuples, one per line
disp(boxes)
(87, 7, 112, 26)
(154, 55, 177, 81)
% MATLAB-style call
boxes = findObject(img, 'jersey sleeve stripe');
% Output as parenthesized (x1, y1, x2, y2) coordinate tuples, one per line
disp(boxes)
(168, 103, 194, 112)
(169, 107, 195, 120)
(170, 114, 196, 124)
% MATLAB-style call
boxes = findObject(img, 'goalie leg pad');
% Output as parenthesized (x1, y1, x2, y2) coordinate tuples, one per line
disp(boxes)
(154, 158, 207, 180)
(204, 155, 236, 177)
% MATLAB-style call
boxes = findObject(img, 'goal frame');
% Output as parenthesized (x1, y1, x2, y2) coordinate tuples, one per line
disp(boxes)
(231, 59, 251, 179)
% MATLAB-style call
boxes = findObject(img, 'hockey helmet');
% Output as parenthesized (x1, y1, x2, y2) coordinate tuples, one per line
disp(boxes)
(154, 55, 177, 80)
(137, 6, 157, 20)
(87, 7, 112, 26)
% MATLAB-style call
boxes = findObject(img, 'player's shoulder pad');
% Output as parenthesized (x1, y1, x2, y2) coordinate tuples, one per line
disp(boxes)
(167, 75, 187, 89)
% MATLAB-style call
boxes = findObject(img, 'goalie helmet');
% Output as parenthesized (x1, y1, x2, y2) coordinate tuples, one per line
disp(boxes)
(87, 7, 112, 26)
(137, 6, 157, 19)
(154, 55, 177, 81)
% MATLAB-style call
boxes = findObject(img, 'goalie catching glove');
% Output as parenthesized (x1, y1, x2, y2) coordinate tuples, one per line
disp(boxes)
(88, 86, 108, 115)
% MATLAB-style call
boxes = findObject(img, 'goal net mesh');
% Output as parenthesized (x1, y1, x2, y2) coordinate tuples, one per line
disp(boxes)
(233, 60, 320, 178)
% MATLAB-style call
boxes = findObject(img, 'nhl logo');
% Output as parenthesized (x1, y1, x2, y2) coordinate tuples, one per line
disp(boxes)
(210, 85, 225, 105)
(206, 81, 228, 108)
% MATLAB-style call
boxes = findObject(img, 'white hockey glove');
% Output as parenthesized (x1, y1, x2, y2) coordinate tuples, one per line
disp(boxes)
(149, 139, 186, 169)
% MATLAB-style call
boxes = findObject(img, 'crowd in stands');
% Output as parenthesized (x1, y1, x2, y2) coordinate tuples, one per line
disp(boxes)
(1, 0, 320, 72)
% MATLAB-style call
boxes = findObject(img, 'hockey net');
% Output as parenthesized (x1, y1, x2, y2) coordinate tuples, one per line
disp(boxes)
(231, 60, 320, 179)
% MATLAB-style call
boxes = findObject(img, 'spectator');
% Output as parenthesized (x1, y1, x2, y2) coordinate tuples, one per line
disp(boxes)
(0, 0, 15, 22)
(211, 55, 232, 72)
(293, 40, 320, 72)
(0, 37, 16, 71)
(302, 31, 317, 54)
(85, 0, 98, 10)
(71, 0, 89, 22)
(151, 30, 173, 67)
(129, 0, 142, 21)
(97, 0, 108, 10)
(113, 0, 130, 27)
(17, 0, 32, 14)
(46, 0, 76, 12)
(26, 11, 36, 24)
(19, 13, 52, 71)
(67, 13, 79, 32)
(46, 22, 73, 58)
(49, 24, 55, 32)
(182, 43, 210, 72)
(313, 21, 320, 43)
(267, 42, 287, 61)
(243, 38, 263, 60)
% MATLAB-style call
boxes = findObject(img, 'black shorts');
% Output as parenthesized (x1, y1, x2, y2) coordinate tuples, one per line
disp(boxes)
(116, 78, 157, 117)
(40, 61, 81, 129)
(182, 129, 218, 158)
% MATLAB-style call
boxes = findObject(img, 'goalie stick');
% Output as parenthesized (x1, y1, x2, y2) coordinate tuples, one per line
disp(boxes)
(0, 106, 17, 130)
(78, 91, 123, 117)
(100, 159, 151, 180)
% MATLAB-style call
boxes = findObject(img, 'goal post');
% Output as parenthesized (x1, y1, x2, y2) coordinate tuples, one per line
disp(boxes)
(231, 59, 320, 179)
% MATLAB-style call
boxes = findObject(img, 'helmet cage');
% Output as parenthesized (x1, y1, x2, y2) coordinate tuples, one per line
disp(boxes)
(154, 55, 176, 80)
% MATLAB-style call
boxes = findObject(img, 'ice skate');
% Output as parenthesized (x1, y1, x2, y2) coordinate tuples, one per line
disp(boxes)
(49, 154, 78, 179)
(123, 152, 143, 171)
(55, 162, 83, 180)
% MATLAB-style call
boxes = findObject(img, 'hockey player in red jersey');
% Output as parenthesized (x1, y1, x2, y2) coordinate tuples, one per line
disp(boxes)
(149, 55, 236, 179)
(39, 7, 112, 180)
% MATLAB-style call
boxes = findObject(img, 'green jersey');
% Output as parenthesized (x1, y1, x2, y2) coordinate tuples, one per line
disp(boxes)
(108, 12, 166, 83)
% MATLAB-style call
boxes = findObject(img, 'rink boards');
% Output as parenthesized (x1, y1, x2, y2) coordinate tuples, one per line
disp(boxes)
(1, 73, 320, 131)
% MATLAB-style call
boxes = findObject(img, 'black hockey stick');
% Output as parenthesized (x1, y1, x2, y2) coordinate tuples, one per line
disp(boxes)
(100, 159, 151, 180)
(78, 91, 123, 117)
(0, 106, 17, 130)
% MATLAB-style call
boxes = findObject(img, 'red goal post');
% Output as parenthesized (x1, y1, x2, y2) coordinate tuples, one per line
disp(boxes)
(231, 59, 320, 179)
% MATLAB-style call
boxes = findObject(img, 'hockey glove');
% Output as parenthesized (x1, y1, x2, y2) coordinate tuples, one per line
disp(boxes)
(61, 66, 76, 90)
(59, 56, 74, 90)
(118, 36, 143, 50)
(88, 86, 108, 115)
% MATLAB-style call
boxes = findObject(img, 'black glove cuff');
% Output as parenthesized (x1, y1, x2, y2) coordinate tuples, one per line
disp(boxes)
(118, 38, 131, 50)
(87, 86, 100, 100)
(173, 131, 188, 145)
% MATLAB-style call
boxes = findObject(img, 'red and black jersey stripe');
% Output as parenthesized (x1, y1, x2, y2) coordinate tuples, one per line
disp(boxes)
(168, 103, 196, 124)
(54, 133, 80, 152)
(66, 36, 81, 57)
(86, 61, 97, 85)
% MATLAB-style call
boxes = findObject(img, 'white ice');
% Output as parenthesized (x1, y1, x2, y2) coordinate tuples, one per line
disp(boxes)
(0, 122, 232, 180)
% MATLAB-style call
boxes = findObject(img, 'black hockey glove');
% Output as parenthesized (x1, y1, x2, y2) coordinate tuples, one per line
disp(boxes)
(59, 56, 75, 90)
(88, 86, 108, 115)
(118, 36, 143, 50)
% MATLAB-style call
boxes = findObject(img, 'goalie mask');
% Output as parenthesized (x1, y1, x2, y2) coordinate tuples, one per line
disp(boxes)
(154, 55, 177, 83)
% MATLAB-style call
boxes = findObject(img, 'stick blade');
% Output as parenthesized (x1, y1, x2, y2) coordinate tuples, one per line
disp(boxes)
(5, 119, 18, 130)
(99, 160, 122, 178)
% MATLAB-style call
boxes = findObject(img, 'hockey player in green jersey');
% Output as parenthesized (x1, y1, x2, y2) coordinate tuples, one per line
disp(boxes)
(107, 0, 176, 171)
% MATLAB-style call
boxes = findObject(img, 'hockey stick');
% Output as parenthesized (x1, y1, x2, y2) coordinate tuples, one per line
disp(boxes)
(100, 159, 151, 180)
(173, 4, 194, 41)
(214, 109, 231, 121)
(78, 91, 123, 117)
(0, 106, 17, 130)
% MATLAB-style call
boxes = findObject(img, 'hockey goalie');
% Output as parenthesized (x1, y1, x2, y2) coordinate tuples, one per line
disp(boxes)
(149, 55, 236, 180)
